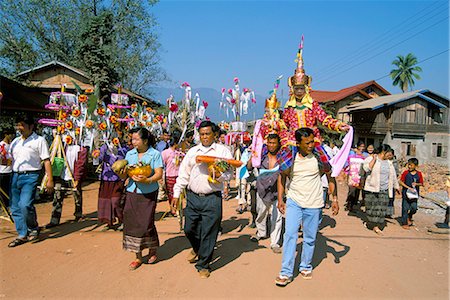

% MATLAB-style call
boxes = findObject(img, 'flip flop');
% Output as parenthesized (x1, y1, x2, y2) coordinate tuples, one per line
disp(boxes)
(8, 238, 28, 248)
(275, 275, 292, 286)
(129, 260, 142, 271)
(374, 228, 383, 235)
(148, 255, 157, 264)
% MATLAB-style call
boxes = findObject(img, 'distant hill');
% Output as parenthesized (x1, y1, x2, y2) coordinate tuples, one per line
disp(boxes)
(148, 86, 276, 122)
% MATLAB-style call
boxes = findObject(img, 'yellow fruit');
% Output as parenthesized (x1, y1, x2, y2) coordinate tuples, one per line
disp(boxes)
(127, 165, 152, 177)
(111, 159, 128, 174)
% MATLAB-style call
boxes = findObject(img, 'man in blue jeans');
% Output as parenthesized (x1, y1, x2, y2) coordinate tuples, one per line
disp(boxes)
(7, 116, 54, 247)
(275, 128, 339, 286)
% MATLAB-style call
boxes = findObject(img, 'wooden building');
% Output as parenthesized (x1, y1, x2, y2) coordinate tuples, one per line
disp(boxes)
(343, 90, 449, 164)
(0, 60, 160, 127)
(15, 61, 159, 104)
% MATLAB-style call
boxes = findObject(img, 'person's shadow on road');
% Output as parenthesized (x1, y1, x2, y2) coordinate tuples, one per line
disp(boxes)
(221, 216, 249, 233)
(293, 215, 350, 278)
(154, 235, 192, 262)
(32, 211, 99, 244)
(210, 234, 265, 271)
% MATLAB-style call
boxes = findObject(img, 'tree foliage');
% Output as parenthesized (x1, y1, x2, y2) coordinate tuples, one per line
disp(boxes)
(390, 53, 422, 92)
(0, 0, 165, 95)
(77, 11, 118, 92)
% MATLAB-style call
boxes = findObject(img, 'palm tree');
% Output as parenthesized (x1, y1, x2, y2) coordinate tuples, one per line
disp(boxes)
(390, 53, 422, 92)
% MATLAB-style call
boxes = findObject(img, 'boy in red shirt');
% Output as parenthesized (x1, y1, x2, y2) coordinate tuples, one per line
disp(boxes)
(399, 158, 424, 229)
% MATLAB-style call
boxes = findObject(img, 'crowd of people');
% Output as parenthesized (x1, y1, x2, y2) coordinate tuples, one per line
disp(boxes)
(0, 115, 434, 283)
(0, 43, 446, 287)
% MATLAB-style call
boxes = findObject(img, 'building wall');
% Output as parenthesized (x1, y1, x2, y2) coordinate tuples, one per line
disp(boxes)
(27, 67, 92, 90)
(384, 132, 449, 166)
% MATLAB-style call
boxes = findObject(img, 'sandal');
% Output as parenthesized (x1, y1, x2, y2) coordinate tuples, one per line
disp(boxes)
(373, 228, 383, 235)
(8, 238, 28, 248)
(101, 225, 112, 232)
(148, 255, 157, 264)
(275, 275, 292, 286)
(300, 270, 313, 280)
(129, 260, 142, 271)
(147, 249, 157, 264)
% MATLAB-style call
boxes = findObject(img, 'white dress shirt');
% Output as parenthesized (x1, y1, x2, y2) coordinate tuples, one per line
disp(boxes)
(173, 143, 233, 198)
(10, 132, 50, 172)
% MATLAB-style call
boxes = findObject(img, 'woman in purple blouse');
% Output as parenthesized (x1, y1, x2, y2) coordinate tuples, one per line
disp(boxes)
(97, 141, 129, 231)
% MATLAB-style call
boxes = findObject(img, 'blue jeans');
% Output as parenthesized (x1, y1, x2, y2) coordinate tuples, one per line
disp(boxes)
(10, 172, 40, 238)
(280, 198, 321, 277)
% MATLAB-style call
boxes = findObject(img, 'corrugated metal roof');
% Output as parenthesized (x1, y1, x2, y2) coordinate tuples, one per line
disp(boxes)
(343, 90, 448, 112)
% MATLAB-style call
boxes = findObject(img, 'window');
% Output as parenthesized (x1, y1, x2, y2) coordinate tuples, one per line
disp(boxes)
(432, 143, 448, 158)
(401, 142, 416, 157)
(433, 110, 443, 124)
(406, 109, 416, 123)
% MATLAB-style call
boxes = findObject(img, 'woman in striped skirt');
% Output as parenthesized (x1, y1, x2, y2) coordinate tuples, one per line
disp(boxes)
(119, 128, 164, 270)
(362, 144, 400, 235)
(161, 130, 182, 216)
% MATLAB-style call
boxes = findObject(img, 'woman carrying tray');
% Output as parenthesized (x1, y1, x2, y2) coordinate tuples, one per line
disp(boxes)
(118, 127, 163, 270)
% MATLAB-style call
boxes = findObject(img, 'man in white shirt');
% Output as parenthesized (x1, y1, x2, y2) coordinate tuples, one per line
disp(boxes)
(275, 128, 339, 286)
(0, 129, 15, 207)
(7, 116, 54, 247)
(172, 121, 233, 279)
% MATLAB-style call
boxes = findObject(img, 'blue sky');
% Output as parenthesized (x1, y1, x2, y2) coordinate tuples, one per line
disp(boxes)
(151, 0, 449, 110)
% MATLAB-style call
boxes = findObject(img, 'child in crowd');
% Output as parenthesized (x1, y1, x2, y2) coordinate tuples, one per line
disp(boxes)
(399, 158, 423, 229)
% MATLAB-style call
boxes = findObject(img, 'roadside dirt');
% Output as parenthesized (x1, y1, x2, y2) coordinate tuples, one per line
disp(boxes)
(1, 180, 448, 299)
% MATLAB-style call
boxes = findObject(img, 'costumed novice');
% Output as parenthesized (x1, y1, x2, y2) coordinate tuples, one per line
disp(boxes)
(278, 36, 350, 170)
(250, 75, 286, 168)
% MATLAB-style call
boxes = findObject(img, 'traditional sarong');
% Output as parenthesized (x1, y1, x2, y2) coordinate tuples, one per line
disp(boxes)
(123, 190, 159, 253)
(365, 191, 389, 225)
(98, 180, 124, 225)
(165, 176, 177, 201)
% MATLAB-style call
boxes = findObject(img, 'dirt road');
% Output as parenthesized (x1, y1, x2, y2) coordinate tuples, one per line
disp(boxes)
(1, 181, 448, 299)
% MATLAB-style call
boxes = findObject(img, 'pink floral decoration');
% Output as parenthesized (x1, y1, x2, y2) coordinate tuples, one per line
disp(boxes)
(221, 88, 225, 93)
(202, 101, 208, 109)
(233, 77, 239, 83)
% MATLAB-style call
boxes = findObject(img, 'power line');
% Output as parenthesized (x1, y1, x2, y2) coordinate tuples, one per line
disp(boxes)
(313, 1, 446, 78)
(314, 16, 449, 87)
(313, 1, 448, 81)
(374, 48, 450, 81)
